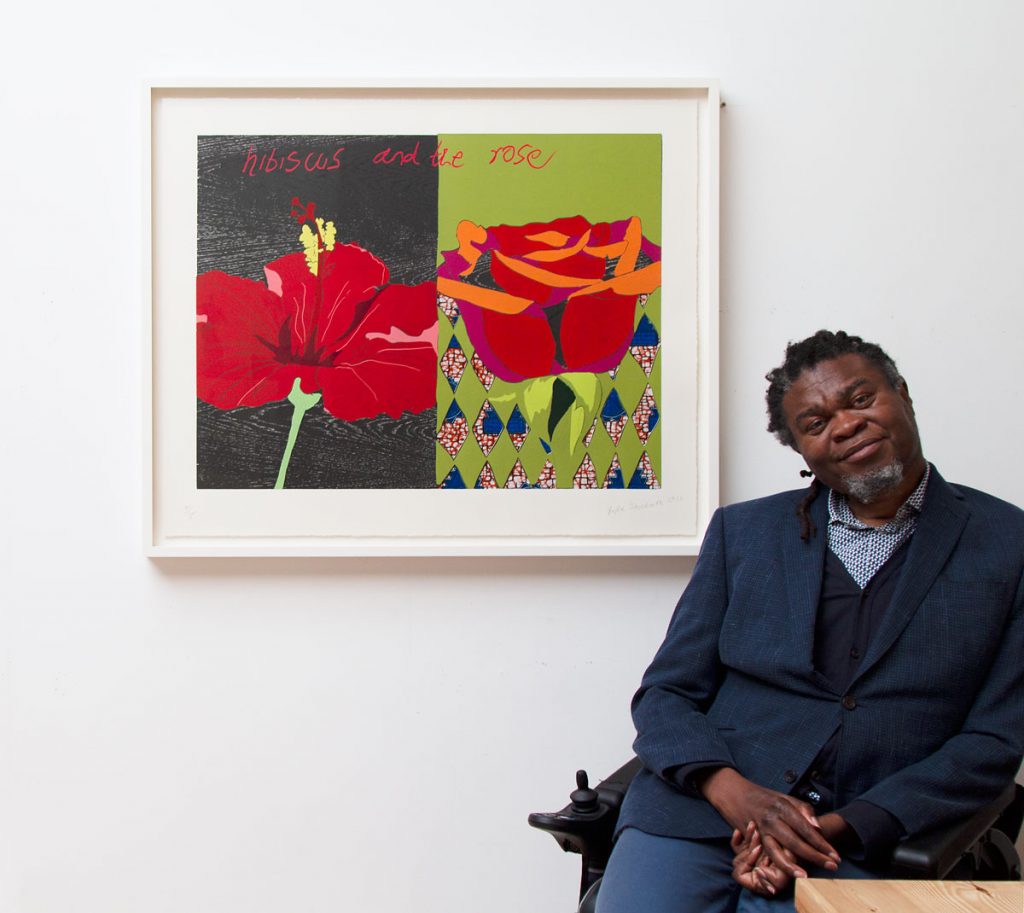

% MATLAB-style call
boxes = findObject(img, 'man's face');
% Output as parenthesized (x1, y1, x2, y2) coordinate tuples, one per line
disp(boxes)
(781, 353, 925, 501)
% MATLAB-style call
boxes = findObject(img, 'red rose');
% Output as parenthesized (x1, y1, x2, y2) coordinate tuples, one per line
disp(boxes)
(437, 215, 661, 382)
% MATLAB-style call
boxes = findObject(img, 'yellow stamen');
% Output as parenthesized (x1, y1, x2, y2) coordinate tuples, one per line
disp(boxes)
(321, 219, 336, 251)
(299, 224, 319, 275)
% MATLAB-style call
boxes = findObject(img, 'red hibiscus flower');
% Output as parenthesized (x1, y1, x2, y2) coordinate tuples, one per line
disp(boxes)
(437, 215, 661, 382)
(197, 242, 438, 421)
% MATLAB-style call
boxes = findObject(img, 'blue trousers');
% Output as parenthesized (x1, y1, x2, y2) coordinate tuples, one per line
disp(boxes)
(595, 828, 876, 913)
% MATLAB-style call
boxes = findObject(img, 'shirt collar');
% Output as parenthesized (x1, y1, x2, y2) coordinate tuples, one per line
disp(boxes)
(828, 463, 931, 530)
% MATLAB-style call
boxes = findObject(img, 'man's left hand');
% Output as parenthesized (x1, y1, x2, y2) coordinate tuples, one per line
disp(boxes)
(731, 813, 851, 896)
(731, 823, 789, 897)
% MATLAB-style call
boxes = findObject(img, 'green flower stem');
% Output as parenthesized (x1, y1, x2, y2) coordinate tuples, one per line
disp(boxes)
(274, 378, 322, 490)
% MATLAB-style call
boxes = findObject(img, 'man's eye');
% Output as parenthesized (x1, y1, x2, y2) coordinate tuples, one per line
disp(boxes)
(804, 419, 825, 434)
(852, 393, 873, 407)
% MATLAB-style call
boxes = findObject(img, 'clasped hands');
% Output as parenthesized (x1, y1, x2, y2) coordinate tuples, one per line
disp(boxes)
(698, 767, 848, 897)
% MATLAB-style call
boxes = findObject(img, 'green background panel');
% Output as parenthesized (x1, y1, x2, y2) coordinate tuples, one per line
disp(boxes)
(436, 134, 662, 254)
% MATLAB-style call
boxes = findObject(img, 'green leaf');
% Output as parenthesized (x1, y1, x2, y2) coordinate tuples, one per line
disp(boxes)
(521, 377, 555, 430)
(568, 404, 585, 449)
(548, 378, 575, 440)
(559, 372, 603, 413)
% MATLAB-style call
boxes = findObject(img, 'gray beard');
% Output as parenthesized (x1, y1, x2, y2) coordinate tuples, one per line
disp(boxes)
(841, 459, 905, 504)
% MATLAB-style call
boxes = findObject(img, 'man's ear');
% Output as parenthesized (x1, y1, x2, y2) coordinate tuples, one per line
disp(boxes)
(898, 377, 914, 409)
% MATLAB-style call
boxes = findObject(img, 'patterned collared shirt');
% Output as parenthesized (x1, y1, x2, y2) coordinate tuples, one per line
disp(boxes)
(827, 464, 931, 588)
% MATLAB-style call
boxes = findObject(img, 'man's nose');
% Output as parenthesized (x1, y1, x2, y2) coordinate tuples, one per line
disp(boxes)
(831, 409, 865, 440)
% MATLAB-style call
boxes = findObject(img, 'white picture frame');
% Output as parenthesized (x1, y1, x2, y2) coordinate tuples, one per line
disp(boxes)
(145, 80, 719, 556)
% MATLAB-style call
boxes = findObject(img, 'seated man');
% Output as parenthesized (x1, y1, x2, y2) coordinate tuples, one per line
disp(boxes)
(596, 330, 1024, 913)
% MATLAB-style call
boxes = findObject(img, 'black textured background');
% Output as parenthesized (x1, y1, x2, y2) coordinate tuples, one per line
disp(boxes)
(196, 135, 438, 489)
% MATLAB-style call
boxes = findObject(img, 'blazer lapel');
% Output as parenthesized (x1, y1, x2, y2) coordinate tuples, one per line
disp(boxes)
(854, 467, 969, 683)
(782, 487, 829, 683)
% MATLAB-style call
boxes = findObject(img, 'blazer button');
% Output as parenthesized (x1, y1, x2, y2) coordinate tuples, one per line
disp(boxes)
(783, 769, 797, 784)
(842, 695, 857, 710)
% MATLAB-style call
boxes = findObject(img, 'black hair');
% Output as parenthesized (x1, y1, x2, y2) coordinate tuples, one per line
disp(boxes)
(764, 330, 904, 541)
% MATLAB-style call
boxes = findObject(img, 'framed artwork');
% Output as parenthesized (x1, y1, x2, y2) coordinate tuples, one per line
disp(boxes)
(145, 81, 719, 556)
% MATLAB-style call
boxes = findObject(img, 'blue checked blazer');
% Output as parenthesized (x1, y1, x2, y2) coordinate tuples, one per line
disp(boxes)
(618, 467, 1024, 842)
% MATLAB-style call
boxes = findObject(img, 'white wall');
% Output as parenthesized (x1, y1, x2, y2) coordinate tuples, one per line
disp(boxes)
(2, 2, 1022, 911)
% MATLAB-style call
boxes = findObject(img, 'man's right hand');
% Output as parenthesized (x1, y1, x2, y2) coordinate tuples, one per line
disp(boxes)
(698, 767, 841, 877)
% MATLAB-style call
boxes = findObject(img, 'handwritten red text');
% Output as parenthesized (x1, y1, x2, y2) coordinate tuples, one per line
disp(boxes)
(430, 142, 464, 168)
(487, 143, 556, 170)
(371, 141, 464, 169)
(242, 146, 344, 176)
(372, 142, 422, 166)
